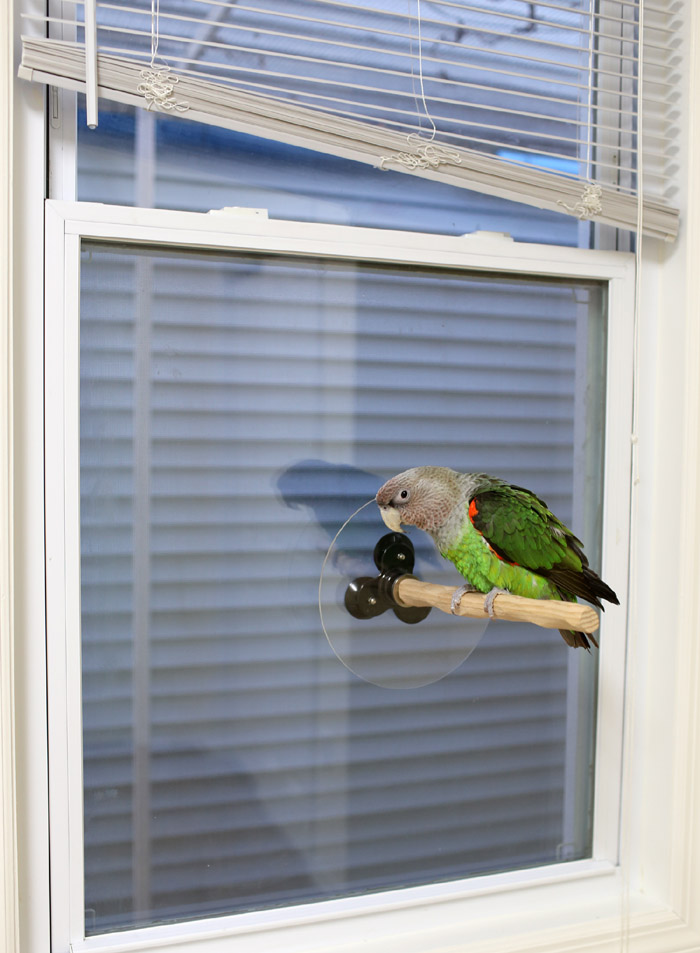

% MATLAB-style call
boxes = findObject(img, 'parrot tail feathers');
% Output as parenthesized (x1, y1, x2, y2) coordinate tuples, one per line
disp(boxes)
(547, 565, 619, 610)
(559, 628, 599, 651)
(553, 585, 602, 650)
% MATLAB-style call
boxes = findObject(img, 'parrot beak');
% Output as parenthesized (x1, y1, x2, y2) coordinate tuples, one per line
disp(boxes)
(379, 505, 404, 533)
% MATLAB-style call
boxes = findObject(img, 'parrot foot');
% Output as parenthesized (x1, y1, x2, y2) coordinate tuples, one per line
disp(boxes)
(450, 582, 478, 614)
(484, 587, 508, 619)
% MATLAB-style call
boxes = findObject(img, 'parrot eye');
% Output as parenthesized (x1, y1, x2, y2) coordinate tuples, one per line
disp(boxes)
(398, 489, 410, 501)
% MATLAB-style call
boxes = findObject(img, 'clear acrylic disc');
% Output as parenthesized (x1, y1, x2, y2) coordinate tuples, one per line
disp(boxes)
(319, 503, 489, 688)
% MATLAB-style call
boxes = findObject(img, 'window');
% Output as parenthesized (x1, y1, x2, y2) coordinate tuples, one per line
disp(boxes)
(25, 1, 656, 949)
(44, 201, 633, 951)
(12, 3, 700, 953)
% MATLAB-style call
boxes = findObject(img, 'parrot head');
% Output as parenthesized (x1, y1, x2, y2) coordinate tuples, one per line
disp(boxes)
(375, 467, 462, 534)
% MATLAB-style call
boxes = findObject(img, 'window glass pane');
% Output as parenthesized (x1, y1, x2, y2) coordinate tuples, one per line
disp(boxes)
(80, 241, 606, 934)
(66, 0, 600, 246)
(76, 101, 584, 244)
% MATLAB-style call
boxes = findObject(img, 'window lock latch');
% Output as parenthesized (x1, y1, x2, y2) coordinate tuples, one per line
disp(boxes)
(207, 207, 269, 220)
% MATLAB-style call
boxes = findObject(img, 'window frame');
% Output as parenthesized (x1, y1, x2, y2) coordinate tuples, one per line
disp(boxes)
(44, 198, 636, 953)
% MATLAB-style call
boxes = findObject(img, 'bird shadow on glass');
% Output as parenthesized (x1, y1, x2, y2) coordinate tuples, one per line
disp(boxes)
(276, 460, 488, 689)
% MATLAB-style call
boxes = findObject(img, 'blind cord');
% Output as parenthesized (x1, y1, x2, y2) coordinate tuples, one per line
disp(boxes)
(136, 0, 189, 112)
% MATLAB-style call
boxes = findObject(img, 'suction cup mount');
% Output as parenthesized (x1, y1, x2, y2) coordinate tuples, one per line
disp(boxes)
(344, 533, 431, 625)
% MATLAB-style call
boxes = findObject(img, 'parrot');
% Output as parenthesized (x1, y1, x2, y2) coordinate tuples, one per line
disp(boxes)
(375, 466, 619, 650)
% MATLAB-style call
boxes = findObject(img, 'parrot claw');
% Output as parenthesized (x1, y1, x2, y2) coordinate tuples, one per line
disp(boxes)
(484, 587, 508, 619)
(450, 582, 477, 614)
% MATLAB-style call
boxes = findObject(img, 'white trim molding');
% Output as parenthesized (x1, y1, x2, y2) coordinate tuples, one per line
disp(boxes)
(9, 2, 51, 952)
(668, 0, 700, 936)
(0, 1, 18, 950)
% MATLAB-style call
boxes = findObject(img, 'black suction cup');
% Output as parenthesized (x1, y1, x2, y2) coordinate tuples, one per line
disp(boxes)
(373, 532, 416, 573)
(319, 512, 488, 689)
(344, 533, 431, 625)
(344, 577, 384, 620)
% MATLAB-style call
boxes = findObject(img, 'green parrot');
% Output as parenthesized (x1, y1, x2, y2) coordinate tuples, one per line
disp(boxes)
(375, 466, 618, 650)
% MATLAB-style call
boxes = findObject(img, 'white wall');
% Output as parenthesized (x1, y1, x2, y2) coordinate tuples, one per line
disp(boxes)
(0, 1, 17, 948)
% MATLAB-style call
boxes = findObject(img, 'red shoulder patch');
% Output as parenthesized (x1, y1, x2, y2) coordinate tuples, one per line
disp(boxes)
(468, 498, 478, 522)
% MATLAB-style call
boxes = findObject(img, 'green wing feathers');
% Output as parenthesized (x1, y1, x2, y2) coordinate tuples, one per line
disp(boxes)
(469, 483, 619, 611)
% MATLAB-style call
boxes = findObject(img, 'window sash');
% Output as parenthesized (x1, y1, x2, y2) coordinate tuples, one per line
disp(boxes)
(44, 199, 635, 953)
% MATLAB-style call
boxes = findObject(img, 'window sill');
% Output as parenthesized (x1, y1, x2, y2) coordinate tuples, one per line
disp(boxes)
(73, 860, 687, 953)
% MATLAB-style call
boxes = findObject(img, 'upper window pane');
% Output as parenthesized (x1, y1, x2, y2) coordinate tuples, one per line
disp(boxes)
(61, 0, 635, 243)
(80, 241, 606, 933)
(76, 102, 585, 244)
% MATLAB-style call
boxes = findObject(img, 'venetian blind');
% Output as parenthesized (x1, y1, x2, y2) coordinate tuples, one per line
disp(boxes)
(20, 0, 679, 239)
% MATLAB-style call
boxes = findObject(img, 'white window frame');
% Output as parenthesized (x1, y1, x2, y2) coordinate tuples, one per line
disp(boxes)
(44, 198, 638, 953)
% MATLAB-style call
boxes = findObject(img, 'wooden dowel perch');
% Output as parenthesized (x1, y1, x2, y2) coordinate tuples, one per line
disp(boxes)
(392, 576, 600, 635)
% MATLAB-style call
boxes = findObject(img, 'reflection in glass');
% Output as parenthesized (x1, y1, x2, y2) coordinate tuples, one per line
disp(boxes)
(80, 244, 606, 932)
